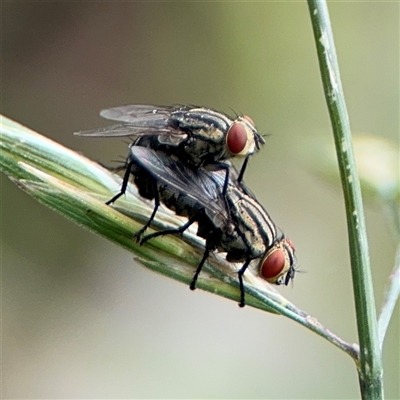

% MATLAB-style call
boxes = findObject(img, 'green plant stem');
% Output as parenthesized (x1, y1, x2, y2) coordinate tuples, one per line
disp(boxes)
(307, 1, 383, 399)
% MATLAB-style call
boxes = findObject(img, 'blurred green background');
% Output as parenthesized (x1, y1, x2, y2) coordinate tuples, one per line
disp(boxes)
(2, 2, 398, 399)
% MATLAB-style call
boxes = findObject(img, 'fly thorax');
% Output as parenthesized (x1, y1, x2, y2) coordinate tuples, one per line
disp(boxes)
(157, 133, 188, 146)
(195, 126, 225, 141)
(219, 230, 246, 256)
(248, 236, 267, 258)
(183, 134, 226, 166)
(228, 192, 276, 259)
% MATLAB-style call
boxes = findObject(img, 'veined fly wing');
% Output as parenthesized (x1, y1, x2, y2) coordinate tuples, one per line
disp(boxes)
(129, 146, 229, 229)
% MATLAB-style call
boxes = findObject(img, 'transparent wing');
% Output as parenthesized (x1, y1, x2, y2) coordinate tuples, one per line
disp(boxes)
(100, 104, 183, 123)
(130, 146, 228, 221)
(74, 123, 176, 138)
(74, 105, 188, 138)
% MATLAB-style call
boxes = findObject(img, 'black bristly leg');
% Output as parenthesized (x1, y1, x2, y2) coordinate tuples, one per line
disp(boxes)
(218, 164, 231, 222)
(139, 214, 198, 245)
(206, 162, 230, 196)
(237, 154, 249, 184)
(132, 188, 160, 243)
(219, 163, 230, 197)
(237, 259, 251, 307)
(208, 162, 231, 216)
(190, 246, 211, 290)
(106, 159, 135, 205)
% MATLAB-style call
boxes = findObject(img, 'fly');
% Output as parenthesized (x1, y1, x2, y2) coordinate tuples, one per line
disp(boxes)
(74, 105, 265, 194)
(124, 146, 295, 307)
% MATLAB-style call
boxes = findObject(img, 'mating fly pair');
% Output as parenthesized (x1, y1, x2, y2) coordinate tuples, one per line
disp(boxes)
(76, 105, 296, 307)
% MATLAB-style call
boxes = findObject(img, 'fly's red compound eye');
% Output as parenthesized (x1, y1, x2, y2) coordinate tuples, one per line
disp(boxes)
(226, 122, 248, 154)
(260, 248, 288, 283)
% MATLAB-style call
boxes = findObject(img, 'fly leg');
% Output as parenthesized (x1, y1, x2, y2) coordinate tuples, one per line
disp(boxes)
(189, 246, 211, 290)
(132, 188, 160, 243)
(141, 214, 215, 291)
(237, 155, 249, 184)
(237, 259, 251, 307)
(220, 164, 230, 197)
(105, 158, 161, 243)
(208, 162, 232, 219)
(106, 159, 135, 205)
(211, 162, 230, 196)
(139, 214, 197, 245)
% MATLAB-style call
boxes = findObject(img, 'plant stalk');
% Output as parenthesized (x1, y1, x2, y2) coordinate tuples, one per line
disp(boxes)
(307, 1, 383, 398)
